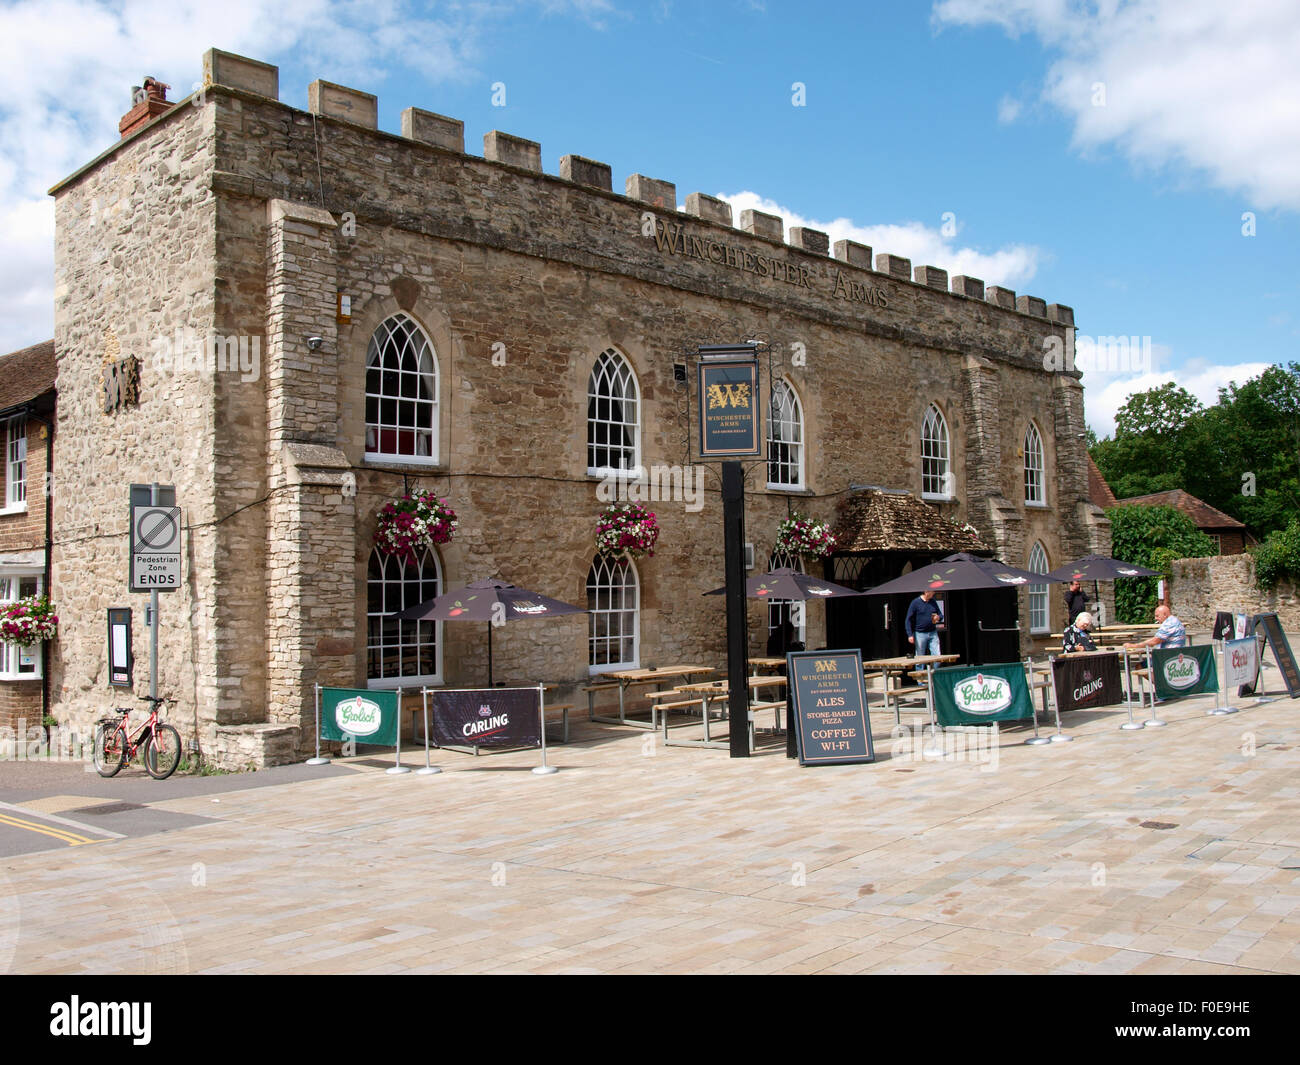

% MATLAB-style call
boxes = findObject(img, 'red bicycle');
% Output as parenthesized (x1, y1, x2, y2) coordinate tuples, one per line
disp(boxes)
(93, 695, 183, 779)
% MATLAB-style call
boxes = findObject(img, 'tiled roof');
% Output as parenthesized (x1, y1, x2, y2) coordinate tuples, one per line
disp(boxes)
(1117, 488, 1246, 530)
(0, 340, 56, 413)
(1087, 454, 1117, 509)
(832, 489, 987, 553)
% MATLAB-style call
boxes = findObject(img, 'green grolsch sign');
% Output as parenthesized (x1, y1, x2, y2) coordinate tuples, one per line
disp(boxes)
(320, 687, 399, 747)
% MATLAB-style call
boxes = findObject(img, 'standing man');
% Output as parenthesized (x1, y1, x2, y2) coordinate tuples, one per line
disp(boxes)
(906, 589, 943, 657)
(1064, 579, 1088, 630)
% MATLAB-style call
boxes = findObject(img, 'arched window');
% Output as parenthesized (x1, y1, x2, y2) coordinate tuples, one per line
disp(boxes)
(767, 379, 804, 489)
(367, 546, 441, 685)
(365, 313, 439, 463)
(921, 404, 951, 499)
(1027, 542, 1049, 634)
(587, 349, 640, 474)
(1024, 422, 1045, 505)
(767, 550, 805, 649)
(587, 555, 639, 672)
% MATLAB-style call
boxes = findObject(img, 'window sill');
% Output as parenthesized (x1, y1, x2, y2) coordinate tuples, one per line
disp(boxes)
(367, 675, 441, 690)
(766, 483, 809, 494)
(363, 455, 442, 472)
(587, 467, 645, 481)
(921, 493, 956, 503)
(0, 504, 28, 516)
(588, 662, 639, 676)
(1025, 501, 1049, 510)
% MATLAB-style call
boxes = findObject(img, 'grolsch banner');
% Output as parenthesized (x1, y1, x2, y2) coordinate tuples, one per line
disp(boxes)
(1052, 652, 1123, 713)
(932, 662, 1033, 727)
(429, 688, 541, 749)
(320, 687, 399, 747)
(1223, 637, 1260, 690)
(1151, 645, 1218, 699)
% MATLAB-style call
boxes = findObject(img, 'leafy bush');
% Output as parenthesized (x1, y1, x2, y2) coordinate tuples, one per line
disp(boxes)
(1106, 505, 1217, 623)
(1253, 518, 1300, 590)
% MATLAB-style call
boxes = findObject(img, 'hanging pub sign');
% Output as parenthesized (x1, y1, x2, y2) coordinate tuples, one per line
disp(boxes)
(697, 352, 761, 458)
(428, 688, 542, 750)
(1052, 652, 1123, 713)
(1151, 645, 1219, 700)
(788, 649, 874, 766)
(932, 662, 1034, 727)
(319, 687, 399, 747)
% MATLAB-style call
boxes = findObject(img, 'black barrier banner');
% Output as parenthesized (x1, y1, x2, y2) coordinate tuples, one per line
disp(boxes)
(1052, 652, 1123, 712)
(429, 688, 542, 749)
(1253, 613, 1300, 697)
(788, 649, 874, 766)
(1212, 611, 1235, 641)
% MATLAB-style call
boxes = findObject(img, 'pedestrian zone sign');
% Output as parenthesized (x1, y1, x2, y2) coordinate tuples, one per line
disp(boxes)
(130, 505, 182, 592)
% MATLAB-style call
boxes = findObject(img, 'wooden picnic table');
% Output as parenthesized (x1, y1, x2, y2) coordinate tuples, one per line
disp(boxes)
(863, 654, 961, 724)
(596, 664, 717, 728)
(748, 656, 787, 673)
(665, 680, 731, 748)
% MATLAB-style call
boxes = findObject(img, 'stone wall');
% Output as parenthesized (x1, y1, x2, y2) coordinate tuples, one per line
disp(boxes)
(1171, 553, 1300, 635)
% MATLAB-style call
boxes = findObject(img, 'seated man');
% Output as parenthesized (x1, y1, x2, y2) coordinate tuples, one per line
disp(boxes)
(1062, 611, 1098, 653)
(1124, 603, 1187, 652)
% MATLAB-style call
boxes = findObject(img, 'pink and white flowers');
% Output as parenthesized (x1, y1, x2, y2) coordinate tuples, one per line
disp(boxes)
(774, 513, 836, 559)
(0, 596, 58, 646)
(596, 502, 659, 560)
(374, 491, 458, 565)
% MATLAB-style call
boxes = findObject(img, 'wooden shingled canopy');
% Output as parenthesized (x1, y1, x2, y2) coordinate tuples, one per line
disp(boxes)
(831, 489, 987, 554)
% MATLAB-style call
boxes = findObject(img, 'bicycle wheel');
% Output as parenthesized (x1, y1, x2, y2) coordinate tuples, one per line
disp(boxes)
(93, 721, 126, 777)
(144, 724, 182, 780)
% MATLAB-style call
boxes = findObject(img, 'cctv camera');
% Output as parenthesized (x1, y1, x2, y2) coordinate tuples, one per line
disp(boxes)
(306, 336, 324, 351)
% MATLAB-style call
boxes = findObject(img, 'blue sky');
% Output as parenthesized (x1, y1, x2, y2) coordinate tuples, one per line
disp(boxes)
(2, 0, 1297, 434)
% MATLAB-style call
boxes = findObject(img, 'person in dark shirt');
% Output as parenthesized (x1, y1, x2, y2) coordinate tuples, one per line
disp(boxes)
(1062, 611, 1098, 654)
(1064, 580, 1088, 631)
(905, 589, 943, 657)
(766, 619, 804, 656)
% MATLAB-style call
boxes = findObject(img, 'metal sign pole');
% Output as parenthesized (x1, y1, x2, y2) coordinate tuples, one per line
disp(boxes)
(1208, 639, 1236, 715)
(387, 687, 411, 774)
(1143, 648, 1167, 728)
(1046, 654, 1072, 742)
(306, 683, 329, 765)
(417, 686, 440, 775)
(1025, 656, 1049, 746)
(1120, 648, 1143, 730)
(532, 681, 558, 776)
(922, 661, 943, 758)
(149, 482, 160, 707)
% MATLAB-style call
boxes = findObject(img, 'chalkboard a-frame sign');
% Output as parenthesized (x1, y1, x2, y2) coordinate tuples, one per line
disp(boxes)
(788, 648, 875, 766)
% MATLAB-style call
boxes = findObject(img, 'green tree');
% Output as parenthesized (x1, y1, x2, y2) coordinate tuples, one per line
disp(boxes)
(1106, 504, 1217, 623)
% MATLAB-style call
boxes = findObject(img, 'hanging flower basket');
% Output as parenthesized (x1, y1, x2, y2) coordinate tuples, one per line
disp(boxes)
(947, 517, 981, 542)
(596, 502, 659, 561)
(774, 512, 836, 559)
(0, 596, 58, 646)
(374, 490, 458, 566)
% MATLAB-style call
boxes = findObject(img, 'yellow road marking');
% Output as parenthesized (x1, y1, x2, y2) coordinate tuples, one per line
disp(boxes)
(0, 811, 101, 846)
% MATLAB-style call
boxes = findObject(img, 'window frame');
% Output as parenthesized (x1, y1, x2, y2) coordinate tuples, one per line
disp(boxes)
(586, 554, 640, 674)
(0, 570, 43, 680)
(363, 313, 440, 468)
(586, 348, 642, 478)
(1, 418, 27, 514)
(365, 546, 442, 689)
(1024, 422, 1046, 507)
(766, 379, 805, 490)
(921, 403, 953, 501)
(767, 550, 806, 648)
(1027, 542, 1049, 635)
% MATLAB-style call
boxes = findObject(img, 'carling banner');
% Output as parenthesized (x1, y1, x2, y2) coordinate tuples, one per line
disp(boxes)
(320, 687, 399, 747)
(1152, 645, 1218, 699)
(1224, 637, 1260, 690)
(429, 688, 542, 749)
(932, 662, 1033, 727)
(1052, 653, 1123, 713)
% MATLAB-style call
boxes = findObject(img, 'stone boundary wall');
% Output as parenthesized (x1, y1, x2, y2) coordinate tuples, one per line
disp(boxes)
(1171, 554, 1300, 634)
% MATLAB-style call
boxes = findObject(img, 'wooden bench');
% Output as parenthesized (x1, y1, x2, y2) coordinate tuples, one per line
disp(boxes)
(581, 682, 621, 719)
(544, 703, 573, 744)
(747, 700, 786, 744)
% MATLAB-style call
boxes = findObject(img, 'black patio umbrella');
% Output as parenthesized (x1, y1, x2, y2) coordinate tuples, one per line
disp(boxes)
(393, 578, 585, 686)
(1043, 555, 1161, 582)
(861, 552, 1048, 596)
(701, 567, 865, 600)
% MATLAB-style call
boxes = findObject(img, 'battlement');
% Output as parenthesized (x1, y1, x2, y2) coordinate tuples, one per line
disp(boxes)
(70, 47, 1074, 327)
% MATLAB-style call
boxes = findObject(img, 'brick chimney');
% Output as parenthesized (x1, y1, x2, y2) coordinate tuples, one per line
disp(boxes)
(119, 77, 174, 138)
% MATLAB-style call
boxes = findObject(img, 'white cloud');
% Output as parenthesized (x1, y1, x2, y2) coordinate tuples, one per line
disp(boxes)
(996, 94, 1023, 124)
(717, 191, 1042, 289)
(933, 0, 1300, 211)
(0, 0, 606, 353)
(1084, 359, 1274, 437)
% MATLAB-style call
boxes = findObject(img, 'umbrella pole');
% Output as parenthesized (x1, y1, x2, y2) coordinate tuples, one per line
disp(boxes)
(488, 623, 494, 687)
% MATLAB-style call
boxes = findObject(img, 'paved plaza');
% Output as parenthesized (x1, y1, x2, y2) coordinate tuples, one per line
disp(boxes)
(2, 689, 1298, 975)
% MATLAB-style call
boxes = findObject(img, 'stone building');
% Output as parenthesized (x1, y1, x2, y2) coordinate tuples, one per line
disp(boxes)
(46, 48, 1109, 767)
(0, 341, 56, 733)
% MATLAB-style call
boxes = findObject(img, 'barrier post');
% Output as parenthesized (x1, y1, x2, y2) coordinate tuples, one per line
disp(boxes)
(921, 662, 944, 758)
(386, 686, 412, 775)
(1024, 656, 1050, 746)
(417, 687, 441, 775)
(1208, 639, 1236, 716)
(306, 683, 330, 765)
(532, 681, 558, 776)
(1046, 654, 1073, 743)
(1120, 649, 1144, 730)
(1143, 649, 1167, 728)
